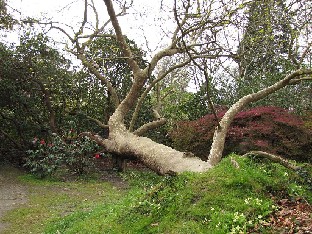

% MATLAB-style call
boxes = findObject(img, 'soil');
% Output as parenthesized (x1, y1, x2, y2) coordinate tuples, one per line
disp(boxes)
(0, 165, 28, 233)
(0, 158, 144, 233)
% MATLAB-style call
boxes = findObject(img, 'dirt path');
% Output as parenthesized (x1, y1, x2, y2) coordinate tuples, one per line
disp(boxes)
(0, 161, 129, 233)
(0, 165, 28, 233)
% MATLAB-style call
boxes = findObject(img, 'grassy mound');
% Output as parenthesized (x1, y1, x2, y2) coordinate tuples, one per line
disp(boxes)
(42, 155, 311, 234)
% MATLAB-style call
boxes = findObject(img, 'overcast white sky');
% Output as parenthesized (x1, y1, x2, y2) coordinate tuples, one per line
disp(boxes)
(6, 0, 175, 55)
(3, 0, 229, 91)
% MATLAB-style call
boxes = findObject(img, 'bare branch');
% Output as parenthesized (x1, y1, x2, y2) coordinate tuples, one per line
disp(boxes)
(22, 20, 75, 43)
(133, 118, 167, 136)
(145, 47, 183, 77)
(50, 25, 75, 43)
(90, 0, 99, 30)
(243, 151, 300, 171)
(298, 41, 312, 66)
(289, 77, 312, 85)
(103, 0, 141, 75)
(174, 0, 220, 128)
(85, 116, 109, 129)
(129, 59, 192, 131)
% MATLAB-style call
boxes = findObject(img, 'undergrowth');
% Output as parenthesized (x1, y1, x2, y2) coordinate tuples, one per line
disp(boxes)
(42, 155, 311, 234)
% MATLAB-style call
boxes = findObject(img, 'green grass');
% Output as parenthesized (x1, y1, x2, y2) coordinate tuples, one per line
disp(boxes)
(2, 155, 311, 234)
(2, 174, 126, 234)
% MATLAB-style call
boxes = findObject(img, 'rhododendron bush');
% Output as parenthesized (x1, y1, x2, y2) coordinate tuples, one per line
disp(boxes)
(171, 106, 312, 162)
(25, 134, 100, 178)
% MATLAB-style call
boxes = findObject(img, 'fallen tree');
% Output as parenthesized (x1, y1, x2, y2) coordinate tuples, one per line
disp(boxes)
(31, 0, 312, 174)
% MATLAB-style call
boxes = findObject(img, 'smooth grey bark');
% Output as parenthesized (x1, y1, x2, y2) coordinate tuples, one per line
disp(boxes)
(208, 69, 312, 166)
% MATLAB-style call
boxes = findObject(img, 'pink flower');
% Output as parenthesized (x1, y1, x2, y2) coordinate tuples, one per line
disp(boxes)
(94, 154, 101, 159)
(40, 139, 45, 145)
(48, 143, 53, 147)
(32, 137, 38, 144)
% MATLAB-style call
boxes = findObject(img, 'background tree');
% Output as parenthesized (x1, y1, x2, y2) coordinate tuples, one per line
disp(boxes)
(232, 0, 312, 113)
(0, 29, 151, 165)
(0, 0, 17, 30)
(0, 32, 75, 163)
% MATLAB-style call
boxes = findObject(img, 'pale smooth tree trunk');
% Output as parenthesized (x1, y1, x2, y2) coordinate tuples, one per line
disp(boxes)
(105, 129, 212, 174)
(208, 69, 312, 166)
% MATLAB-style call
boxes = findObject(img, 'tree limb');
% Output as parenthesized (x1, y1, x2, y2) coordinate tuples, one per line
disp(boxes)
(298, 41, 312, 67)
(129, 58, 191, 131)
(133, 118, 167, 136)
(174, 0, 220, 128)
(208, 68, 312, 166)
(103, 0, 140, 75)
(85, 116, 108, 129)
(146, 47, 183, 77)
(243, 151, 300, 171)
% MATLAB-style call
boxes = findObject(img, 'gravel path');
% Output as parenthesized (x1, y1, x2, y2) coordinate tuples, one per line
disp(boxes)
(0, 166, 28, 233)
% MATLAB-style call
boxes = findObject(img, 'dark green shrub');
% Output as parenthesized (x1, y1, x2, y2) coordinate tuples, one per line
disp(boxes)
(24, 134, 99, 178)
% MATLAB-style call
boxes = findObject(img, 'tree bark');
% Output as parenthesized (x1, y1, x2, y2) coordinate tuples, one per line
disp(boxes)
(208, 69, 312, 166)
(243, 151, 300, 171)
(82, 129, 212, 175)
(105, 130, 212, 175)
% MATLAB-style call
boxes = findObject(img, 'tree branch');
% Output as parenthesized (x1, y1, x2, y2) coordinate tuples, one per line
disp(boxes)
(129, 59, 191, 131)
(86, 116, 109, 129)
(133, 118, 167, 136)
(77, 0, 88, 36)
(298, 41, 312, 66)
(243, 151, 300, 171)
(103, 0, 140, 75)
(145, 47, 183, 77)
(174, 0, 220, 128)
(208, 68, 312, 166)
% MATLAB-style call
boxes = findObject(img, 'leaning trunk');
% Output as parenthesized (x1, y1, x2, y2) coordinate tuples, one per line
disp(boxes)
(102, 108, 211, 174)
(208, 69, 312, 165)
(105, 129, 212, 175)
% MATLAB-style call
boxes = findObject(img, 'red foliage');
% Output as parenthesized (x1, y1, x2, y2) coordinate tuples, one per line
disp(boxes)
(171, 106, 312, 162)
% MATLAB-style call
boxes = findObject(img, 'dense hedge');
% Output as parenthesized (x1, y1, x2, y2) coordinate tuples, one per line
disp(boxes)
(171, 106, 312, 162)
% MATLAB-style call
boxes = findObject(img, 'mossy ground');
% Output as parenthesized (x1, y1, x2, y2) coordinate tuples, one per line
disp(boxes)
(1, 155, 311, 234)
